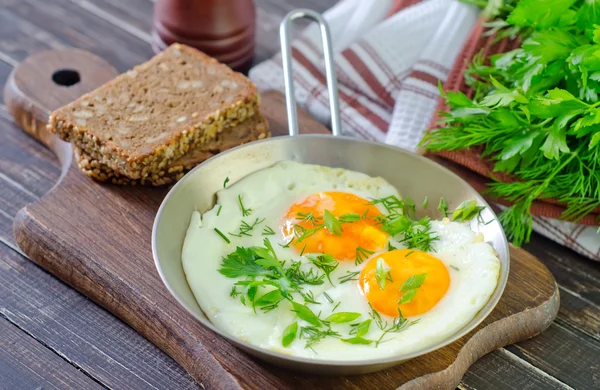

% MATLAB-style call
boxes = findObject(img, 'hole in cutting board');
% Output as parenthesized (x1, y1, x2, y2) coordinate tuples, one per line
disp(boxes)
(52, 69, 81, 86)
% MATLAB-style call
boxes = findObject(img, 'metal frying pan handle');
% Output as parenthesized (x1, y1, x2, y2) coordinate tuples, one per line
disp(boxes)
(280, 9, 342, 137)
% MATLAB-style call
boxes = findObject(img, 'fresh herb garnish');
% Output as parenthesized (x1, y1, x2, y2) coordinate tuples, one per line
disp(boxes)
(371, 195, 439, 252)
(341, 337, 373, 345)
(217, 205, 223, 216)
(308, 254, 338, 285)
(438, 197, 450, 218)
(229, 218, 265, 237)
(291, 301, 321, 326)
(223, 177, 230, 188)
(299, 244, 307, 257)
(296, 212, 321, 225)
(282, 321, 298, 347)
(279, 238, 294, 248)
(350, 319, 372, 337)
(375, 258, 391, 290)
(371, 195, 416, 217)
(230, 285, 240, 298)
(300, 326, 340, 350)
(398, 273, 427, 305)
(261, 226, 275, 236)
(237, 194, 252, 217)
(323, 210, 343, 235)
(422, 196, 429, 209)
(452, 200, 486, 222)
(339, 213, 361, 223)
(338, 270, 360, 284)
(369, 305, 418, 347)
(323, 291, 333, 304)
(254, 290, 284, 312)
(293, 224, 324, 242)
(450, 265, 460, 271)
(286, 261, 325, 285)
(332, 301, 341, 312)
(325, 312, 362, 323)
(214, 228, 230, 244)
(300, 290, 320, 305)
(422, 0, 600, 245)
(397, 216, 438, 252)
(355, 246, 374, 265)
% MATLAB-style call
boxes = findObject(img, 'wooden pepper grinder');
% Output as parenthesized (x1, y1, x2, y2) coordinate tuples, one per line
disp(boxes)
(152, 0, 256, 73)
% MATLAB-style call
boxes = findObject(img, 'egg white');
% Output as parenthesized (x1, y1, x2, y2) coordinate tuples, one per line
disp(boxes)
(181, 161, 501, 360)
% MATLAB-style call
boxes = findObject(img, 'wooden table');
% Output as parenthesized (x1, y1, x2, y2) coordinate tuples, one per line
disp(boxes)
(0, 1, 598, 389)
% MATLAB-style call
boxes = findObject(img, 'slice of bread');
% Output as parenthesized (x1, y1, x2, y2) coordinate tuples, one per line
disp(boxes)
(49, 43, 259, 180)
(74, 114, 269, 186)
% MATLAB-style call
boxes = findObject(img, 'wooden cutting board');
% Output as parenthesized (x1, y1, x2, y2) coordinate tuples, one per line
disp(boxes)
(4, 49, 559, 390)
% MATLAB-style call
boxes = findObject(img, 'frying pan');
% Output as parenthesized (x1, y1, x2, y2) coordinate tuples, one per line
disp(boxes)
(152, 9, 510, 375)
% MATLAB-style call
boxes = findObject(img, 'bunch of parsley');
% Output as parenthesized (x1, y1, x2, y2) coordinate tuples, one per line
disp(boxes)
(422, 0, 600, 245)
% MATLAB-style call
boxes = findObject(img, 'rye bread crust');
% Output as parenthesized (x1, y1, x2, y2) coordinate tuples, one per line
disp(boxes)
(74, 114, 269, 186)
(49, 43, 259, 180)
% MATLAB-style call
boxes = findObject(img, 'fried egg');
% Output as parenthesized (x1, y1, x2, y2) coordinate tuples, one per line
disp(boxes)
(181, 161, 500, 360)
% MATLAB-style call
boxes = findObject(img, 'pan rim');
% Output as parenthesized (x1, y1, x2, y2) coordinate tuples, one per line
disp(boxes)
(152, 134, 510, 369)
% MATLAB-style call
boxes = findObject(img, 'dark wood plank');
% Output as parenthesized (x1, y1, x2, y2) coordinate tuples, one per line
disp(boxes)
(459, 349, 572, 390)
(524, 235, 600, 305)
(0, 312, 105, 390)
(556, 287, 600, 342)
(0, 243, 201, 390)
(524, 234, 600, 341)
(506, 322, 600, 389)
(79, 0, 154, 41)
(2, 0, 153, 70)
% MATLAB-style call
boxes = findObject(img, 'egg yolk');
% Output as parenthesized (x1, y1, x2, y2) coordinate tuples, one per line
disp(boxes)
(359, 249, 450, 317)
(281, 191, 388, 261)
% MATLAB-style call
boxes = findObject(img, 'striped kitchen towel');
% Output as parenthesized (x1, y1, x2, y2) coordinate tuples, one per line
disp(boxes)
(249, 0, 600, 261)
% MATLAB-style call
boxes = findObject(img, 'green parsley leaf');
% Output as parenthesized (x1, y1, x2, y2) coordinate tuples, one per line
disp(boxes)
(218, 247, 264, 278)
